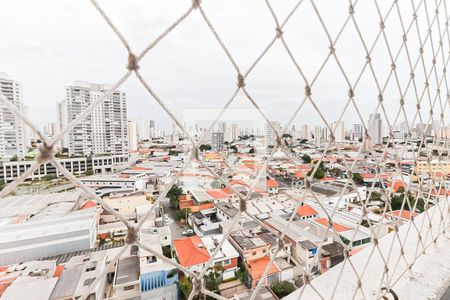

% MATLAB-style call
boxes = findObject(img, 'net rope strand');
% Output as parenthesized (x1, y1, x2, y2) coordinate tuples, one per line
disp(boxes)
(0, 0, 448, 300)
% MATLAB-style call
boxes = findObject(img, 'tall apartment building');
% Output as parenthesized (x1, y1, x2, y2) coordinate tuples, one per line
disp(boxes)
(331, 121, 345, 142)
(368, 113, 382, 144)
(127, 120, 138, 151)
(57, 81, 128, 157)
(138, 119, 156, 140)
(0, 72, 26, 159)
(352, 123, 363, 141)
(301, 124, 310, 140)
(265, 121, 282, 146)
(211, 132, 224, 151)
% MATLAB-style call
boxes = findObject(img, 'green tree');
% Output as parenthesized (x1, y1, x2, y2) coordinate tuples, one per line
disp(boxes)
(0, 180, 5, 191)
(42, 174, 56, 181)
(180, 276, 193, 300)
(10, 155, 18, 162)
(302, 154, 311, 163)
(390, 192, 425, 212)
(249, 148, 255, 154)
(204, 271, 222, 293)
(308, 166, 325, 179)
(352, 173, 364, 184)
(167, 185, 183, 209)
(175, 208, 191, 222)
(330, 167, 343, 178)
(199, 144, 212, 151)
(229, 145, 238, 153)
(270, 281, 296, 298)
(85, 169, 94, 176)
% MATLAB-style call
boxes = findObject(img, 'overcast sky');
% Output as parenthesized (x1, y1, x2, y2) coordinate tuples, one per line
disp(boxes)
(0, 0, 447, 133)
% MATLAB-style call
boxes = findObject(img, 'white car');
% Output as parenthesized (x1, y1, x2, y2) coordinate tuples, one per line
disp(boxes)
(182, 229, 194, 236)
(164, 216, 173, 224)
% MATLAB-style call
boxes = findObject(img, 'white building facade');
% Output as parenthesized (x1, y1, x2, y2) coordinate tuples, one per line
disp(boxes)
(0, 72, 26, 159)
(57, 81, 128, 157)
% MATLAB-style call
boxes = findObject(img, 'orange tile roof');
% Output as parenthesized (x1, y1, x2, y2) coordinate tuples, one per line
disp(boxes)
(247, 257, 280, 279)
(294, 170, 305, 178)
(179, 200, 195, 210)
(199, 203, 215, 211)
(389, 210, 418, 220)
(131, 166, 151, 171)
(173, 236, 210, 267)
(53, 265, 64, 278)
(297, 205, 319, 217)
(387, 180, 406, 192)
(81, 200, 97, 209)
(320, 177, 335, 181)
(229, 180, 250, 188)
(207, 189, 228, 199)
(266, 179, 279, 188)
(314, 218, 351, 232)
(222, 187, 235, 195)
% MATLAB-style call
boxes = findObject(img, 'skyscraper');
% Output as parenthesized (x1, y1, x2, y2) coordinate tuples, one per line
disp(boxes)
(0, 72, 26, 159)
(314, 126, 322, 145)
(211, 132, 224, 151)
(127, 120, 138, 151)
(301, 124, 310, 140)
(57, 81, 128, 156)
(368, 113, 382, 144)
(138, 119, 156, 140)
(331, 121, 345, 142)
(265, 121, 281, 146)
(352, 123, 363, 141)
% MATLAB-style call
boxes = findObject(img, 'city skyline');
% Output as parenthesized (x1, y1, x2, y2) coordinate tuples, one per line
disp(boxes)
(1, 1, 444, 133)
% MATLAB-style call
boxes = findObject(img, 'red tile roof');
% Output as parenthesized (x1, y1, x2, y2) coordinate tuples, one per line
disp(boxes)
(294, 171, 305, 178)
(314, 218, 351, 232)
(229, 180, 250, 188)
(173, 236, 210, 267)
(81, 200, 97, 209)
(296, 205, 319, 217)
(199, 203, 215, 211)
(222, 187, 235, 195)
(247, 257, 280, 279)
(266, 179, 279, 188)
(53, 265, 64, 278)
(389, 210, 418, 220)
(207, 189, 228, 199)
(179, 200, 195, 210)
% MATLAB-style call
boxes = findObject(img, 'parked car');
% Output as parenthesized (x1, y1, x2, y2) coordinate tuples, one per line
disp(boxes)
(182, 229, 194, 236)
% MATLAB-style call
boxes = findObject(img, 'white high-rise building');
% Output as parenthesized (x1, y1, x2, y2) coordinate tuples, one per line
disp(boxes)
(368, 113, 382, 144)
(57, 81, 128, 157)
(211, 132, 224, 151)
(321, 127, 329, 143)
(352, 123, 363, 141)
(230, 123, 240, 142)
(301, 124, 310, 140)
(314, 126, 322, 145)
(331, 121, 345, 142)
(127, 120, 138, 151)
(0, 72, 26, 159)
(138, 119, 156, 140)
(265, 121, 282, 146)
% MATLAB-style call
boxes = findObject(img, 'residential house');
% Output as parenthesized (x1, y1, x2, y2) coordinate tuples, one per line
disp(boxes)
(201, 234, 240, 280)
(173, 236, 211, 274)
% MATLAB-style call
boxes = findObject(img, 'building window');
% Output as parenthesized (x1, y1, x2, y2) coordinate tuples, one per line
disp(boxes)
(83, 278, 95, 286)
(123, 285, 134, 291)
(252, 252, 256, 256)
(223, 259, 231, 265)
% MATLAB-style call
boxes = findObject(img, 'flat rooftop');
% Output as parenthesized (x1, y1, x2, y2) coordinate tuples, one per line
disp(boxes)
(114, 255, 140, 285)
